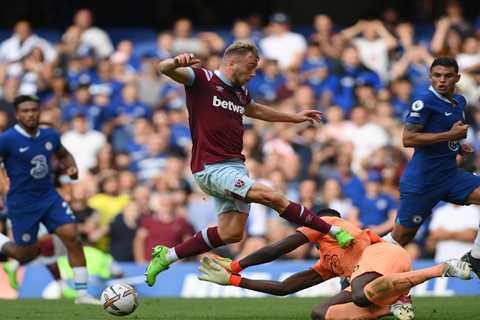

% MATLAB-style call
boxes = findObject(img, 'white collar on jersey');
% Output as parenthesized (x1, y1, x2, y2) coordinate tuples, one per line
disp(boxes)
(214, 70, 233, 87)
(14, 124, 40, 138)
(428, 86, 456, 105)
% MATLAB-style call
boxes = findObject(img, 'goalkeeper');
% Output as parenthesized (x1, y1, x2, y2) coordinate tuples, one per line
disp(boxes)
(198, 209, 472, 320)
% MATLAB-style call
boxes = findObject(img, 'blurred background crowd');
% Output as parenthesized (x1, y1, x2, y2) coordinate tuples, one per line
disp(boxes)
(1, 0, 480, 265)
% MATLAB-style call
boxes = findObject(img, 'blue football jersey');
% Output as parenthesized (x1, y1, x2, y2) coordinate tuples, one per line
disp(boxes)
(401, 86, 466, 191)
(0, 125, 61, 208)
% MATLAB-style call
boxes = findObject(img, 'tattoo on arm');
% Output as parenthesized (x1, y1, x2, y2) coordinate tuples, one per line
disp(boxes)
(404, 123, 424, 133)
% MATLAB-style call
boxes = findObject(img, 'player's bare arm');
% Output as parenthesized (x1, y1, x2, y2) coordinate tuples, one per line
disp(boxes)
(245, 102, 322, 124)
(402, 121, 468, 147)
(235, 269, 323, 296)
(210, 232, 310, 273)
(157, 53, 200, 85)
(238, 232, 310, 269)
(55, 144, 79, 180)
(198, 256, 323, 296)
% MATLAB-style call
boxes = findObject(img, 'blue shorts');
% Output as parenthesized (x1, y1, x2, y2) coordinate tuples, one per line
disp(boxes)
(7, 193, 76, 245)
(194, 160, 254, 215)
(397, 169, 480, 228)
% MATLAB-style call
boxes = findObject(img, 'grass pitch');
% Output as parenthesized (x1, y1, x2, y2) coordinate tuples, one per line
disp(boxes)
(1, 297, 479, 320)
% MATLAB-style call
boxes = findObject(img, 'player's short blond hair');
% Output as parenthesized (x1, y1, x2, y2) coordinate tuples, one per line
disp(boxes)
(224, 40, 259, 60)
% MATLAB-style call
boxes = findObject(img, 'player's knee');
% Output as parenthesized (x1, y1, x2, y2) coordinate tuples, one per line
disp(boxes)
(61, 234, 82, 250)
(310, 304, 329, 320)
(220, 230, 244, 244)
(14, 246, 39, 264)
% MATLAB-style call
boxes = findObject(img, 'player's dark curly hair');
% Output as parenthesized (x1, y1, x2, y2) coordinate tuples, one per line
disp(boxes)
(430, 57, 458, 73)
(316, 208, 341, 218)
(13, 94, 40, 110)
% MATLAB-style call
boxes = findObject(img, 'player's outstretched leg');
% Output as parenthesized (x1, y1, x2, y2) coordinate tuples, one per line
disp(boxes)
(461, 251, 480, 278)
(245, 183, 354, 247)
(55, 223, 101, 305)
(363, 259, 472, 306)
(145, 212, 246, 286)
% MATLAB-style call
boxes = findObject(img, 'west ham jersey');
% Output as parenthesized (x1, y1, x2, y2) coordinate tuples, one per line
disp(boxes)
(401, 86, 467, 191)
(0, 125, 61, 208)
(185, 67, 252, 173)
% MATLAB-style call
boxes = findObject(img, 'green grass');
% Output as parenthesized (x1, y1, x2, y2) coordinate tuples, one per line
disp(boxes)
(1, 297, 479, 320)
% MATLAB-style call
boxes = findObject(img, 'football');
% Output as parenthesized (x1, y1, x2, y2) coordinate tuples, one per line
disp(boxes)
(101, 283, 139, 316)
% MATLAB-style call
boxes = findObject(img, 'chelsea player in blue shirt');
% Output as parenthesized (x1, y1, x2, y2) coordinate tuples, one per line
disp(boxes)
(0, 95, 100, 304)
(383, 57, 480, 278)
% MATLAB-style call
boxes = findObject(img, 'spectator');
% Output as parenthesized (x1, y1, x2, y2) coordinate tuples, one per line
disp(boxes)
(171, 18, 205, 55)
(0, 78, 18, 128)
(230, 19, 260, 46)
(340, 20, 397, 80)
(90, 59, 124, 103)
(155, 32, 174, 60)
(88, 174, 130, 250)
(57, 26, 96, 70)
(260, 12, 307, 70)
(431, 17, 463, 57)
(320, 178, 354, 219)
(111, 82, 152, 150)
(247, 58, 285, 103)
(298, 179, 322, 212)
(109, 202, 141, 262)
(69, 184, 99, 245)
(61, 114, 106, 177)
(300, 40, 336, 107)
(134, 194, 193, 262)
(311, 14, 341, 58)
(73, 8, 114, 58)
(344, 106, 389, 173)
(348, 171, 397, 236)
(390, 45, 433, 97)
(427, 203, 479, 262)
(0, 20, 56, 64)
(331, 46, 382, 113)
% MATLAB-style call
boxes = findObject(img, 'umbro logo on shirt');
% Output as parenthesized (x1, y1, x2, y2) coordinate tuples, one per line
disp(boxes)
(212, 95, 245, 114)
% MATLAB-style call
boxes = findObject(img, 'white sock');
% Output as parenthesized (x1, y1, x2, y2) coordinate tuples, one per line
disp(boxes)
(0, 233, 12, 253)
(329, 225, 341, 236)
(8, 259, 20, 272)
(166, 248, 179, 263)
(382, 233, 400, 246)
(72, 267, 88, 296)
(471, 229, 480, 259)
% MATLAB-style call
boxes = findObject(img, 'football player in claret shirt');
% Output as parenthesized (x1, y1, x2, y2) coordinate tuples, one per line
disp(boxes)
(381, 57, 480, 278)
(145, 40, 355, 286)
(198, 209, 472, 320)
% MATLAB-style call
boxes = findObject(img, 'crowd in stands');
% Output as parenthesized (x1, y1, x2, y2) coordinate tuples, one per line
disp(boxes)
(1, 1, 480, 264)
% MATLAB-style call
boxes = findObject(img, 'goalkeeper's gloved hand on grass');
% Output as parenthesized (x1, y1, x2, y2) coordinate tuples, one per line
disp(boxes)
(198, 256, 232, 285)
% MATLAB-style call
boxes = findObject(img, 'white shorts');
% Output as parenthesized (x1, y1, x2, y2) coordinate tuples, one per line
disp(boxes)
(194, 160, 254, 214)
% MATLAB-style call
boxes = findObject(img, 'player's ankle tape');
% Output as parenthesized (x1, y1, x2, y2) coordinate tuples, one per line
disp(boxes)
(229, 274, 241, 286)
(230, 261, 242, 273)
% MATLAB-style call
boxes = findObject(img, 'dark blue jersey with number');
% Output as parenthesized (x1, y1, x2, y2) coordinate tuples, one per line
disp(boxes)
(401, 86, 466, 191)
(0, 125, 60, 209)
